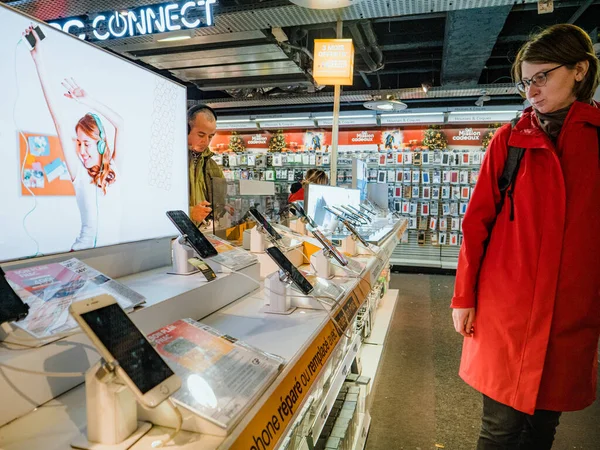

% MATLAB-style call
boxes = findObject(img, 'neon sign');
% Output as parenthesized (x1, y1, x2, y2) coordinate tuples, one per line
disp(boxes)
(49, 1, 217, 41)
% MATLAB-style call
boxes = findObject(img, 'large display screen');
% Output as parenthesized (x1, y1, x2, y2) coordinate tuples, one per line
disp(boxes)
(352, 158, 368, 202)
(306, 184, 361, 229)
(0, 4, 188, 263)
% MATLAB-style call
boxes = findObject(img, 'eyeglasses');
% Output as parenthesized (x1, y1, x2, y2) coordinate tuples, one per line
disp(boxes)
(516, 64, 565, 93)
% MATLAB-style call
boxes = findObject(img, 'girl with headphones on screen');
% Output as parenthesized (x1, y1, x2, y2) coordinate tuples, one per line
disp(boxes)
(24, 25, 124, 251)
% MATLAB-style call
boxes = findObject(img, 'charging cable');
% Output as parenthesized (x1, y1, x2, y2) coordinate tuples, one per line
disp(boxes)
(3, 329, 84, 345)
(0, 361, 85, 378)
(13, 40, 41, 258)
(150, 398, 183, 448)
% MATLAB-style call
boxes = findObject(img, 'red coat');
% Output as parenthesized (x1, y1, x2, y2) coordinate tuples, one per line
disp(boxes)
(288, 187, 305, 203)
(452, 101, 600, 414)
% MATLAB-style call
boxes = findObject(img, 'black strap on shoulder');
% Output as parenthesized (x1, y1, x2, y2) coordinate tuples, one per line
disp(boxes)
(497, 117, 525, 221)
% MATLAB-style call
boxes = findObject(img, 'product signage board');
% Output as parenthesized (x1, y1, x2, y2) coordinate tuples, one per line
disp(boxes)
(48, 0, 217, 41)
(380, 113, 445, 125)
(216, 122, 258, 130)
(313, 39, 355, 86)
(317, 117, 377, 127)
(448, 111, 517, 123)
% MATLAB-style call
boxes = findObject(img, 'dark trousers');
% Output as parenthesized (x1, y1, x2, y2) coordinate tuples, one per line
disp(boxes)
(477, 395, 561, 450)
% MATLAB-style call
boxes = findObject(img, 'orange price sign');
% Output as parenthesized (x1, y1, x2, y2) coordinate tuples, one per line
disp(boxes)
(312, 39, 355, 86)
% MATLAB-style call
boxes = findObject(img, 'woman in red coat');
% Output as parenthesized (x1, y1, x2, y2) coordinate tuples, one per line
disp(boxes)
(452, 24, 600, 449)
(288, 169, 329, 203)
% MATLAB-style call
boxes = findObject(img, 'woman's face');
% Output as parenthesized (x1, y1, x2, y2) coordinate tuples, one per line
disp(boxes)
(76, 129, 101, 168)
(521, 61, 583, 114)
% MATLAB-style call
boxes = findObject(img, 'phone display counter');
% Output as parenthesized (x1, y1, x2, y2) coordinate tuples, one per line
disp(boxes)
(0, 217, 407, 450)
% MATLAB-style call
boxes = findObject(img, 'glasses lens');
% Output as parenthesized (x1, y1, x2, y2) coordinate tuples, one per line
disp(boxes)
(533, 73, 547, 87)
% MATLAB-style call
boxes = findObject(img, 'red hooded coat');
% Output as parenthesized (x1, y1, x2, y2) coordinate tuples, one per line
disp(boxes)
(452, 101, 600, 414)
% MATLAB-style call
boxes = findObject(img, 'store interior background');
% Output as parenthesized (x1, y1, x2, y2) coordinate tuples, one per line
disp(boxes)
(2, 0, 600, 448)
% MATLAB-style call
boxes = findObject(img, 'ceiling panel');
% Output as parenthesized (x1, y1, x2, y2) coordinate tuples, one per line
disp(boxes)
(140, 44, 287, 69)
(172, 60, 304, 81)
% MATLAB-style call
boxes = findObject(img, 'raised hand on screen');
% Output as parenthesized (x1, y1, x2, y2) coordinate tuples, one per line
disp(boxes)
(23, 24, 42, 57)
(62, 78, 87, 101)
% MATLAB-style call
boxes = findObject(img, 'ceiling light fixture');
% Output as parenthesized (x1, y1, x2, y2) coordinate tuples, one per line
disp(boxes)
(288, 0, 366, 9)
(155, 30, 194, 43)
(363, 100, 407, 111)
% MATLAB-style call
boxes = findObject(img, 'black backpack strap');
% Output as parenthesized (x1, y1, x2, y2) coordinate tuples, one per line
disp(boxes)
(497, 117, 525, 221)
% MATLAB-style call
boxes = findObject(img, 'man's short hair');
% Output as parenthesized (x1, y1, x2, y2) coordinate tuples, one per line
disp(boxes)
(187, 104, 217, 133)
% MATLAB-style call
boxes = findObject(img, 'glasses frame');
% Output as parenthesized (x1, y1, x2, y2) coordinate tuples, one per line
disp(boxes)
(516, 64, 565, 93)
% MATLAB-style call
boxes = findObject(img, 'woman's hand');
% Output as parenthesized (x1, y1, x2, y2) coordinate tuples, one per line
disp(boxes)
(452, 307, 475, 338)
(23, 25, 43, 59)
(62, 78, 87, 101)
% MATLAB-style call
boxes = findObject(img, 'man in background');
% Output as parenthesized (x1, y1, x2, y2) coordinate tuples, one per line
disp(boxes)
(187, 104, 223, 224)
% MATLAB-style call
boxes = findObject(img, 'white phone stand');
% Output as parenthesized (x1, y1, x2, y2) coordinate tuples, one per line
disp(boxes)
(310, 249, 334, 279)
(250, 226, 267, 253)
(168, 236, 199, 276)
(263, 270, 296, 315)
(289, 219, 307, 236)
(340, 235, 358, 257)
(71, 360, 151, 450)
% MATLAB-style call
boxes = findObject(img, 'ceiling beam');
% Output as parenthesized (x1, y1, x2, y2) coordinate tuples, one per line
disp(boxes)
(382, 41, 443, 51)
(441, 6, 512, 87)
(568, 0, 595, 24)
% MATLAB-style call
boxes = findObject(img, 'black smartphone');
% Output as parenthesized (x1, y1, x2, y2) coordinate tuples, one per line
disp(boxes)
(24, 25, 46, 50)
(311, 229, 348, 266)
(166, 210, 218, 258)
(0, 268, 29, 325)
(265, 247, 313, 295)
(289, 201, 318, 229)
(248, 207, 282, 240)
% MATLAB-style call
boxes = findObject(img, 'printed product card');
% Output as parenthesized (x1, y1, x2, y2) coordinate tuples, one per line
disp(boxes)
(4, 258, 145, 339)
(149, 319, 284, 430)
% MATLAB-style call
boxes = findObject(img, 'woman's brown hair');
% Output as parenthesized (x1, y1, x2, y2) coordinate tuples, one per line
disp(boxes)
(303, 168, 328, 186)
(76, 114, 116, 194)
(511, 24, 600, 103)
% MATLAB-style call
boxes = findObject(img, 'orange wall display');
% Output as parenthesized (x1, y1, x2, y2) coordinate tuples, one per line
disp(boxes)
(211, 124, 495, 153)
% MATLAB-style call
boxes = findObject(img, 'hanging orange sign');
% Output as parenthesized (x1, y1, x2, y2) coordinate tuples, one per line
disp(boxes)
(313, 39, 355, 86)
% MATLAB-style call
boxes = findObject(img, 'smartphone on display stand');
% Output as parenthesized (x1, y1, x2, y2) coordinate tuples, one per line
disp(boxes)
(346, 205, 371, 223)
(290, 201, 318, 229)
(265, 247, 314, 295)
(324, 205, 359, 228)
(24, 25, 45, 51)
(339, 205, 368, 225)
(248, 207, 282, 241)
(0, 267, 30, 325)
(340, 219, 370, 248)
(166, 210, 218, 259)
(311, 229, 349, 267)
(70, 295, 181, 408)
(331, 206, 362, 227)
(360, 203, 376, 217)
